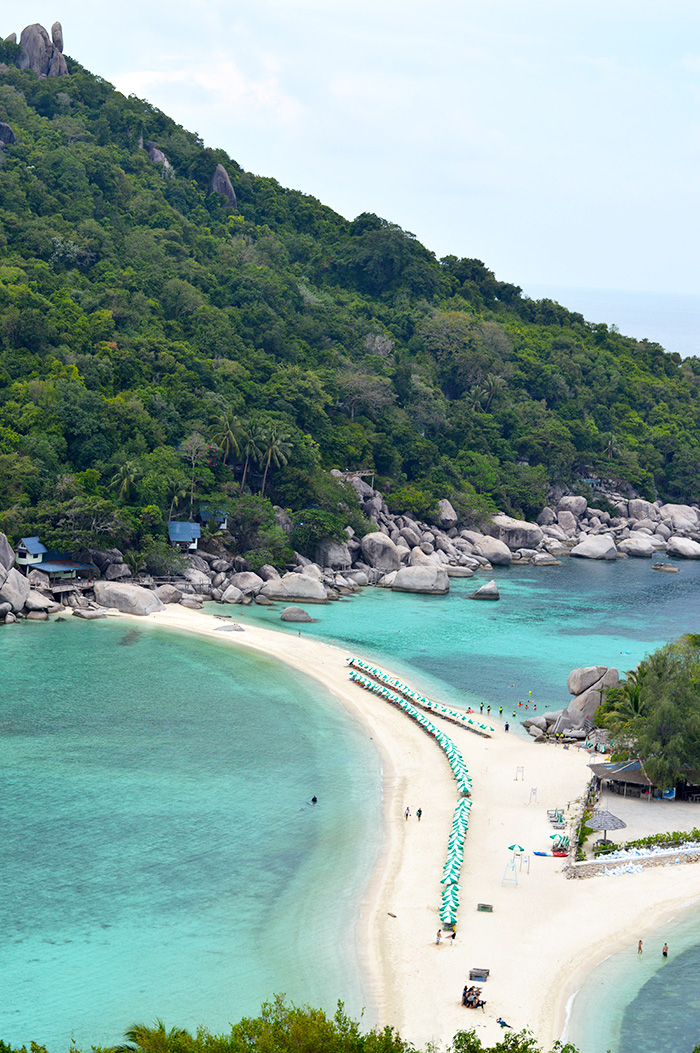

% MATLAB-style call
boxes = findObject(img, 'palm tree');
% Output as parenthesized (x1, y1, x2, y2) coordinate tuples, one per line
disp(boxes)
(209, 412, 240, 466)
(165, 476, 188, 519)
(259, 427, 292, 496)
(112, 1020, 190, 1053)
(239, 422, 264, 491)
(482, 372, 506, 412)
(467, 384, 486, 411)
(111, 461, 141, 502)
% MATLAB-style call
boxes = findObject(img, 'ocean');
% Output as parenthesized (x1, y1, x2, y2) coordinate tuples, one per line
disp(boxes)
(2, 556, 700, 1052)
(524, 285, 700, 361)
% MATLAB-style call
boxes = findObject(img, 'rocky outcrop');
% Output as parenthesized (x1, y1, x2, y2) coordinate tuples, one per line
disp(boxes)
(566, 666, 619, 725)
(280, 606, 313, 622)
(618, 534, 655, 558)
(144, 142, 174, 175)
(473, 536, 511, 566)
(468, 579, 500, 601)
(17, 23, 68, 77)
(0, 568, 30, 612)
(567, 666, 607, 696)
(0, 123, 16, 148)
(260, 573, 328, 603)
(360, 532, 401, 572)
(570, 535, 618, 561)
(437, 499, 458, 529)
(391, 565, 449, 594)
(154, 583, 183, 603)
(24, 590, 53, 611)
(210, 164, 237, 207)
(667, 536, 700, 559)
(221, 584, 244, 604)
(0, 532, 14, 571)
(228, 571, 264, 595)
(93, 581, 164, 616)
(315, 539, 351, 569)
(486, 513, 543, 550)
(558, 495, 588, 517)
(105, 562, 132, 580)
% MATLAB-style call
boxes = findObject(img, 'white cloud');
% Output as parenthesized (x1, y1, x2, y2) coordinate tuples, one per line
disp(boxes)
(114, 54, 305, 130)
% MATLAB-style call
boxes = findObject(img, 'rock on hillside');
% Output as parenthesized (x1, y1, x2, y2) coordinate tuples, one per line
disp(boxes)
(16, 23, 67, 77)
(210, 164, 237, 207)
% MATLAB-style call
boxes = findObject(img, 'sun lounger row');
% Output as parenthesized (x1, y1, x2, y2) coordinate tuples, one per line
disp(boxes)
(348, 670, 473, 796)
(347, 657, 494, 736)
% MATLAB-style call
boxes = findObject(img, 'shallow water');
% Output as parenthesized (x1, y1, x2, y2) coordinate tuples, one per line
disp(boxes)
(0, 619, 381, 1050)
(2, 556, 699, 1052)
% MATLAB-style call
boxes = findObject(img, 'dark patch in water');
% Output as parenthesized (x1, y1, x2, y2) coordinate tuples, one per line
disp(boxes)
(118, 630, 141, 647)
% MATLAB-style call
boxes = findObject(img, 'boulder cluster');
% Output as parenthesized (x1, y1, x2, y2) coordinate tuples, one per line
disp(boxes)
(0, 538, 64, 622)
(523, 665, 620, 742)
(536, 496, 700, 562)
(5, 23, 68, 77)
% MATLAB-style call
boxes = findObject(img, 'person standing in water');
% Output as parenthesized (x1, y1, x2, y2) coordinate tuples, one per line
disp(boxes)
(638, 939, 643, 954)
(662, 943, 668, 958)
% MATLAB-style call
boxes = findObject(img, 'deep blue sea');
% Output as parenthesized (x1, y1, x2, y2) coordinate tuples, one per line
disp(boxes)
(1, 556, 699, 1052)
(525, 284, 700, 361)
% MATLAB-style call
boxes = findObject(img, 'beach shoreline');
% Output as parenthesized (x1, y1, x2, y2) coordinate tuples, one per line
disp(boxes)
(102, 605, 700, 1051)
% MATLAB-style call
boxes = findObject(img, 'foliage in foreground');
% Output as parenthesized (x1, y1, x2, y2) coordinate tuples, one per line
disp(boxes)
(0, 1000, 589, 1053)
(596, 634, 700, 787)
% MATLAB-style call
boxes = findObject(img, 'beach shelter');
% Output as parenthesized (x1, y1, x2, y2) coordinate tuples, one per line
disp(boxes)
(586, 809, 627, 842)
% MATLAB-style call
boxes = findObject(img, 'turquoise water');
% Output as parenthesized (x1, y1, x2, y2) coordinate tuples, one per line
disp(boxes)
(2, 557, 700, 1052)
(230, 558, 700, 725)
(0, 619, 381, 1050)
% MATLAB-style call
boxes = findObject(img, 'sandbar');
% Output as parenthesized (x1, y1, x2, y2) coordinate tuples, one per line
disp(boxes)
(104, 605, 700, 1050)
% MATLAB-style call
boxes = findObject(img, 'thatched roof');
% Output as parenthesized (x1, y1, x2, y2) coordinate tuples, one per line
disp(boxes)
(587, 809, 627, 832)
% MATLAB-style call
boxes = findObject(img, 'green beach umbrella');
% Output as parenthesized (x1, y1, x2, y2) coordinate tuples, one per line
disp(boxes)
(508, 844, 524, 852)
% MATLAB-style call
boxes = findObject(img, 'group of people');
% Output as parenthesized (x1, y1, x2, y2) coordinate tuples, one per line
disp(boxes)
(404, 806, 422, 821)
(461, 985, 486, 1010)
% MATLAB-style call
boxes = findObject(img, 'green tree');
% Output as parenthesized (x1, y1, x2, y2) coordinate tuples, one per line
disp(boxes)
(259, 427, 292, 497)
(209, 412, 241, 466)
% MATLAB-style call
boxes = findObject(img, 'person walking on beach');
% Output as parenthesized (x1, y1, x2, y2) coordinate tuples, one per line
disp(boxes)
(416, 808, 422, 821)
(505, 722, 509, 733)
(404, 807, 410, 821)
(436, 929, 441, 944)
(638, 939, 643, 954)
(663, 943, 668, 958)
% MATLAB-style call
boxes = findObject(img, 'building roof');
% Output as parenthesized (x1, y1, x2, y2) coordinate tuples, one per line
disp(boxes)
(168, 521, 201, 542)
(589, 760, 652, 786)
(19, 536, 47, 555)
(40, 559, 94, 573)
(198, 507, 227, 525)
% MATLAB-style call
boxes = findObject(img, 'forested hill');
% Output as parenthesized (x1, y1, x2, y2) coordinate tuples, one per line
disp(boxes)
(0, 40, 699, 555)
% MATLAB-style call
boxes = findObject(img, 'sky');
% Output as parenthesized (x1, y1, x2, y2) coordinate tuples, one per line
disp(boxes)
(4, 1, 700, 297)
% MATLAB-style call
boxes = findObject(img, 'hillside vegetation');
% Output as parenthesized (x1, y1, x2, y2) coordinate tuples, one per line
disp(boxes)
(0, 53, 699, 556)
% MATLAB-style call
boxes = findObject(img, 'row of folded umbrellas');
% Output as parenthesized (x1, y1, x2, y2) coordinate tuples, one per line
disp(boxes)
(347, 657, 494, 736)
(348, 670, 473, 796)
(348, 667, 475, 927)
(440, 797, 473, 925)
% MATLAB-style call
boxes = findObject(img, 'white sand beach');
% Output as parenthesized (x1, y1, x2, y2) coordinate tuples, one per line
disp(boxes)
(109, 605, 700, 1050)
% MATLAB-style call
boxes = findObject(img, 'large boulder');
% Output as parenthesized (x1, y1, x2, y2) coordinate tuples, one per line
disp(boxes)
(391, 565, 449, 594)
(567, 666, 608, 696)
(486, 513, 543, 550)
(260, 573, 328, 603)
(570, 535, 618, 561)
(445, 565, 474, 577)
(17, 23, 68, 77)
(468, 579, 500, 601)
(659, 504, 700, 532)
(629, 498, 657, 521)
(24, 590, 53, 611)
(473, 536, 512, 566)
(93, 581, 164, 616)
(221, 584, 244, 604)
(557, 510, 578, 534)
(315, 539, 351, 570)
(437, 499, 458, 529)
(567, 668, 619, 725)
(0, 568, 30, 612)
(618, 535, 655, 558)
(0, 122, 16, 148)
(258, 564, 281, 581)
(228, 571, 265, 595)
(210, 163, 237, 207)
(105, 562, 132, 581)
(154, 583, 182, 603)
(360, 532, 401, 572)
(536, 507, 556, 526)
(558, 495, 588, 517)
(667, 536, 700, 559)
(280, 606, 314, 622)
(0, 532, 14, 571)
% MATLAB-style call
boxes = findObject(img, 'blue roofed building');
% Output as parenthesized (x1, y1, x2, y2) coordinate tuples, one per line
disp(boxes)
(15, 537, 93, 579)
(197, 506, 228, 531)
(15, 537, 47, 567)
(168, 521, 201, 551)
